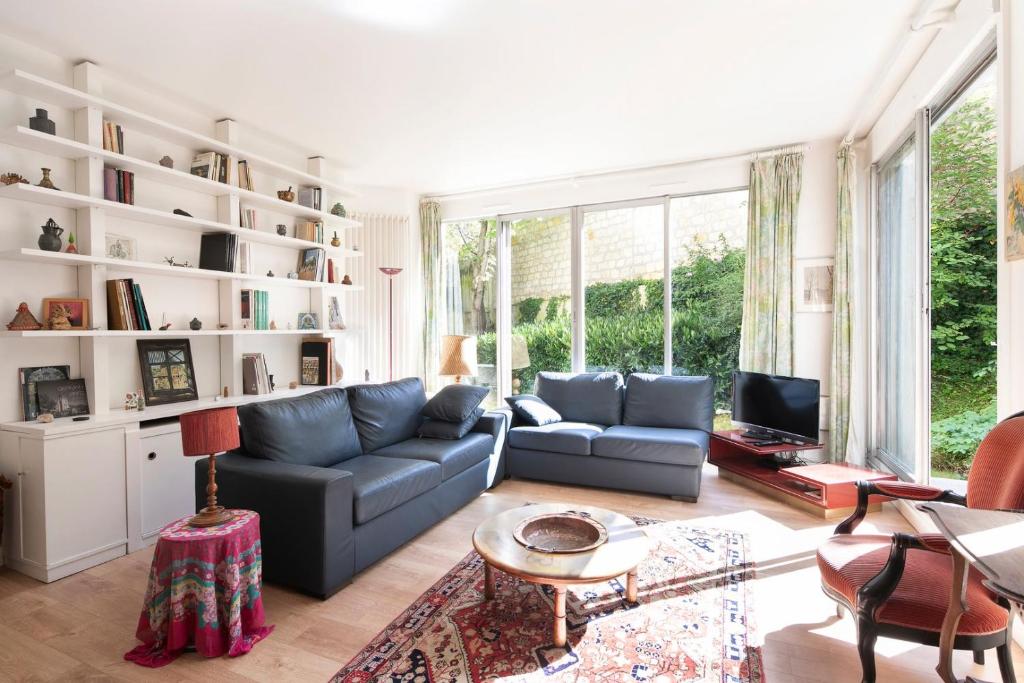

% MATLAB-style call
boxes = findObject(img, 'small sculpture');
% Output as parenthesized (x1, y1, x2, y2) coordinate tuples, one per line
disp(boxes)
(217, 322, 229, 329)
(277, 186, 295, 203)
(7, 302, 42, 330)
(330, 232, 341, 247)
(331, 202, 347, 218)
(173, 209, 192, 217)
(65, 232, 78, 254)
(222, 386, 229, 398)
(159, 314, 172, 331)
(1, 172, 29, 185)
(38, 218, 63, 251)
(124, 392, 138, 411)
(36, 413, 54, 423)
(48, 304, 73, 330)
(29, 108, 56, 135)
(36, 167, 59, 190)
(287, 271, 298, 280)
(266, 269, 274, 277)
(158, 156, 174, 168)
(137, 393, 145, 411)
(288, 380, 298, 390)
(164, 257, 192, 268)
(189, 317, 202, 330)
(269, 320, 278, 330)
(276, 224, 287, 236)
(341, 274, 353, 285)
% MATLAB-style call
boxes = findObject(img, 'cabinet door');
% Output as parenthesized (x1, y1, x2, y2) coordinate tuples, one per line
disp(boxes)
(140, 431, 194, 539)
(44, 430, 127, 566)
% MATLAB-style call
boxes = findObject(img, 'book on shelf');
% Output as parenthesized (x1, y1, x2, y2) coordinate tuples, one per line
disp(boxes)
(199, 232, 238, 272)
(240, 208, 257, 229)
(190, 151, 231, 183)
(237, 160, 254, 191)
(103, 167, 135, 204)
(240, 288, 270, 330)
(300, 337, 334, 386)
(105, 278, 151, 331)
(296, 247, 326, 282)
(102, 121, 125, 154)
(236, 241, 254, 275)
(297, 186, 322, 211)
(294, 220, 324, 244)
(242, 352, 272, 395)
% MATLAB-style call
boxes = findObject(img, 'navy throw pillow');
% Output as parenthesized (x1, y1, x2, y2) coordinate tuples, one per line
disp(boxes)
(417, 407, 485, 440)
(505, 394, 562, 426)
(422, 384, 489, 422)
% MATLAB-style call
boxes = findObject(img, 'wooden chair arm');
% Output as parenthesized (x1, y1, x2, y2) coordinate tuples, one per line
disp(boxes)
(835, 480, 966, 535)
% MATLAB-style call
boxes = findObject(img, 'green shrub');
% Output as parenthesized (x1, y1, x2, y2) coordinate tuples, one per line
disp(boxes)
(515, 297, 543, 324)
(930, 403, 996, 478)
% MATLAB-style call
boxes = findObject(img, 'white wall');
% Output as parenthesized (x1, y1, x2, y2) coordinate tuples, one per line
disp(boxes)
(0, 33, 417, 423)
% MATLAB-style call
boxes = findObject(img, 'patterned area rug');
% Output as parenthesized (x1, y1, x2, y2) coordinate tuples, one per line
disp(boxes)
(332, 518, 765, 682)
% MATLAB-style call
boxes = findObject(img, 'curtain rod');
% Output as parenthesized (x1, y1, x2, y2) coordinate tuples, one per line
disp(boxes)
(426, 142, 811, 202)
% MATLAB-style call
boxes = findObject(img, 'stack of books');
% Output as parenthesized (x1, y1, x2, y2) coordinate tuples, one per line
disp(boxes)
(295, 220, 324, 244)
(190, 152, 230, 184)
(199, 233, 238, 272)
(240, 208, 257, 229)
(300, 337, 336, 385)
(236, 241, 254, 275)
(102, 121, 125, 154)
(240, 289, 270, 330)
(103, 168, 135, 204)
(242, 352, 272, 395)
(297, 186, 322, 211)
(106, 278, 152, 330)
(237, 160, 254, 191)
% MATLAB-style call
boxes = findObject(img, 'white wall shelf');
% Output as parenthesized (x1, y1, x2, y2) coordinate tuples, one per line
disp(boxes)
(0, 182, 362, 257)
(0, 69, 356, 198)
(0, 327, 355, 338)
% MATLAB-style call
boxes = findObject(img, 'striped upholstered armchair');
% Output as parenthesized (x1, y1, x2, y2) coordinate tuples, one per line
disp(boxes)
(816, 412, 1024, 683)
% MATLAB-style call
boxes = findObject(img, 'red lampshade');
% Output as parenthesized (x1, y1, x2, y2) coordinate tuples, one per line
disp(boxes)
(180, 407, 240, 457)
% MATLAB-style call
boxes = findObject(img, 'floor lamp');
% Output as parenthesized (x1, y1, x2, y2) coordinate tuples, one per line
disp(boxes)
(379, 267, 403, 381)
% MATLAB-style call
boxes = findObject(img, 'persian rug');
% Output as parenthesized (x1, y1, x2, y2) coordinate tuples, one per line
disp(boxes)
(332, 518, 765, 682)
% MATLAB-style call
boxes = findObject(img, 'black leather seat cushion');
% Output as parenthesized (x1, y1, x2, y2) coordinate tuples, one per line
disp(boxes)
(591, 425, 708, 466)
(237, 388, 362, 468)
(348, 378, 427, 452)
(508, 422, 606, 455)
(332, 455, 442, 524)
(372, 433, 493, 480)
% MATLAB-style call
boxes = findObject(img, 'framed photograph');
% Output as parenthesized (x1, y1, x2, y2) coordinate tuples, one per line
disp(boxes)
(136, 339, 198, 406)
(105, 233, 138, 260)
(1006, 164, 1024, 261)
(297, 312, 320, 330)
(301, 356, 320, 385)
(35, 378, 89, 418)
(327, 296, 346, 330)
(41, 297, 90, 330)
(19, 365, 71, 420)
(796, 258, 834, 313)
(296, 247, 323, 281)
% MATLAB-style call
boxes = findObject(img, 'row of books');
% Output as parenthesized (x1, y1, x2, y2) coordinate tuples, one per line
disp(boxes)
(240, 289, 270, 330)
(240, 208, 257, 229)
(326, 258, 342, 284)
(295, 220, 324, 244)
(102, 121, 125, 154)
(190, 152, 230, 184)
(237, 242, 254, 275)
(301, 337, 337, 386)
(297, 186, 322, 211)
(198, 233, 239, 272)
(106, 278, 152, 330)
(237, 160, 255, 191)
(242, 352, 272, 395)
(104, 168, 135, 204)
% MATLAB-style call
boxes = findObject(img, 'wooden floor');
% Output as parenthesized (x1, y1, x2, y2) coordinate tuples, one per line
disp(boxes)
(0, 465, 1021, 682)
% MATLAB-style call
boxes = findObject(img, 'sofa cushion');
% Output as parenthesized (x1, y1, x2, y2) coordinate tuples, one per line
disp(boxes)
(372, 432, 493, 481)
(591, 425, 708, 467)
(238, 388, 362, 467)
(536, 372, 624, 425)
(505, 394, 562, 426)
(422, 384, 489, 422)
(623, 373, 714, 432)
(348, 378, 427, 452)
(418, 407, 484, 440)
(332, 455, 441, 524)
(508, 421, 606, 456)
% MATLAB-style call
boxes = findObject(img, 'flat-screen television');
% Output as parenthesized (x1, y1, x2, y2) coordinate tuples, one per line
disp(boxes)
(732, 371, 820, 445)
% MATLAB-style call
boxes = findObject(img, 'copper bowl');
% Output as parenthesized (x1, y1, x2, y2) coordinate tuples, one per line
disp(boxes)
(277, 189, 295, 202)
(513, 512, 608, 553)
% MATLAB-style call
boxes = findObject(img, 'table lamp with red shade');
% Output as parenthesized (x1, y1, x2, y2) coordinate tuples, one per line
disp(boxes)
(180, 406, 240, 527)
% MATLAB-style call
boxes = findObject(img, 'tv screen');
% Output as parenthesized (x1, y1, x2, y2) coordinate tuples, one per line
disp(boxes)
(732, 371, 820, 443)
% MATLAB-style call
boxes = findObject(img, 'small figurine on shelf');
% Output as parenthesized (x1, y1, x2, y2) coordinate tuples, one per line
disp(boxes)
(189, 317, 202, 331)
(137, 391, 145, 412)
(173, 209, 192, 217)
(65, 232, 78, 254)
(28, 108, 56, 135)
(36, 413, 54, 423)
(36, 167, 59, 190)
(217, 323, 229, 330)
(266, 269, 274, 277)
(287, 272, 298, 280)
(331, 203, 347, 218)
(6, 302, 43, 330)
(277, 186, 295, 203)
(159, 314, 172, 331)
(164, 257, 192, 268)
(38, 218, 63, 252)
(158, 156, 174, 168)
(276, 224, 287, 236)
(341, 274, 353, 285)
(124, 392, 138, 411)
(222, 386, 229, 398)
(288, 380, 298, 390)
(48, 304, 73, 330)
(330, 232, 341, 247)
(269, 320, 278, 330)
(1, 172, 29, 185)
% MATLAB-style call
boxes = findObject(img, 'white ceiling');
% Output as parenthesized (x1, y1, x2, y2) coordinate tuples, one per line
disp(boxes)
(1, 0, 918, 193)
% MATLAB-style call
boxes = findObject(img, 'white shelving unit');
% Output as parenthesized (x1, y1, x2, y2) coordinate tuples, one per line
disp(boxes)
(0, 62, 369, 580)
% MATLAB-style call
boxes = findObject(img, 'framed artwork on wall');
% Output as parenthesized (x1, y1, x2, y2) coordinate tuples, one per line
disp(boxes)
(136, 339, 198, 406)
(795, 257, 834, 313)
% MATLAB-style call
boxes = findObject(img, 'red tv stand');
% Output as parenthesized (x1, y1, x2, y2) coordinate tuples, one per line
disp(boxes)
(709, 430, 896, 519)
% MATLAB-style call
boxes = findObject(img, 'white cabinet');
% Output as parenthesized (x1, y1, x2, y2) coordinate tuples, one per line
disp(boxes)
(134, 422, 195, 544)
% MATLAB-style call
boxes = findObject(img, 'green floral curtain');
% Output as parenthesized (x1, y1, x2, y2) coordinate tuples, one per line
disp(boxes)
(739, 152, 803, 375)
(829, 145, 855, 462)
(420, 199, 443, 392)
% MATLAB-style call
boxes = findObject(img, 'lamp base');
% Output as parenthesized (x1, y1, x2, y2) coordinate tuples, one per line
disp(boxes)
(188, 505, 234, 528)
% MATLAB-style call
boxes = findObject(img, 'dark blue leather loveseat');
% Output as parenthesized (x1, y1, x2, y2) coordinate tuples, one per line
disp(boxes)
(195, 378, 507, 598)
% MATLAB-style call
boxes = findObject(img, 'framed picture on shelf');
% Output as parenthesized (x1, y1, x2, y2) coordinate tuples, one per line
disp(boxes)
(105, 233, 138, 260)
(136, 339, 198, 406)
(301, 356, 319, 385)
(19, 365, 71, 420)
(297, 312, 319, 330)
(296, 247, 323, 281)
(41, 297, 90, 330)
(795, 257, 835, 313)
(35, 378, 89, 418)
(327, 296, 346, 330)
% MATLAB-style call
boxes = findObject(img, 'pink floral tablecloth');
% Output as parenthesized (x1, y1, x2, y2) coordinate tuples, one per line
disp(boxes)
(124, 509, 273, 667)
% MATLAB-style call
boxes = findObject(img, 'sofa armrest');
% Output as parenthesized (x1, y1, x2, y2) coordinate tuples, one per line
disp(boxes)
(196, 452, 355, 598)
(473, 409, 511, 487)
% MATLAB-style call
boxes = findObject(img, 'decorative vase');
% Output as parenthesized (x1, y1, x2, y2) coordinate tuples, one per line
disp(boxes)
(276, 224, 287, 236)
(277, 187, 295, 203)
(29, 108, 55, 135)
(189, 317, 202, 330)
(330, 232, 341, 247)
(36, 168, 59, 191)
(331, 202, 347, 218)
(38, 218, 64, 252)
(158, 156, 174, 168)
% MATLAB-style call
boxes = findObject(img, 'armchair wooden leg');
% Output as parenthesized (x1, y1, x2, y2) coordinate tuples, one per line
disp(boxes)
(835, 602, 844, 619)
(856, 617, 878, 683)
(996, 643, 1015, 683)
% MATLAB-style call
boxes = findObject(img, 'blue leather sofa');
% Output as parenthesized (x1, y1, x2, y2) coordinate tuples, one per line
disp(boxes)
(506, 372, 714, 501)
(195, 378, 508, 598)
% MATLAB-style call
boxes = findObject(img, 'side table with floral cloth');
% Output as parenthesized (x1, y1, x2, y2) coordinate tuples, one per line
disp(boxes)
(124, 509, 273, 667)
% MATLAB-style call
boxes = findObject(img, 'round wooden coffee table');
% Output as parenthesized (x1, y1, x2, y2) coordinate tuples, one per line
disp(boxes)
(472, 503, 650, 647)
